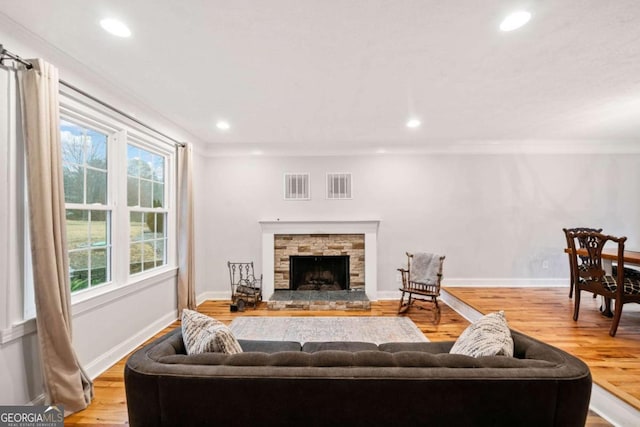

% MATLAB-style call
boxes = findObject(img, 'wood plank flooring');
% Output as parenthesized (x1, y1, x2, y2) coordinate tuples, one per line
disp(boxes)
(64, 292, 615, 426)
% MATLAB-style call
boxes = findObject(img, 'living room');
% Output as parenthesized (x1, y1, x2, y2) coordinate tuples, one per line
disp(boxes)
(1, 2, 640, 426)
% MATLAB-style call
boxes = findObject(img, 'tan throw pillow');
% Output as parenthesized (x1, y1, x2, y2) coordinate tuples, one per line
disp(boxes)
(181, 309, 243, 355)
(449, 310, 514, 357)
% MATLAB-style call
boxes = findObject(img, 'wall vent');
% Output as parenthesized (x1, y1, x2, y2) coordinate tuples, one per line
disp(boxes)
(284, 173, 310, 200)
(327, 173, 352, 200)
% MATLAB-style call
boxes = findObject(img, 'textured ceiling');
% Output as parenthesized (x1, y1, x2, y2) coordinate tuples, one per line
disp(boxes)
(1, 0, 640, 155)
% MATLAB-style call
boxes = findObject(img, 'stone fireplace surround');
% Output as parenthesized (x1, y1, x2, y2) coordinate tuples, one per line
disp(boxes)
(260, 220, 379, 300)
(275, 235, 364, 291)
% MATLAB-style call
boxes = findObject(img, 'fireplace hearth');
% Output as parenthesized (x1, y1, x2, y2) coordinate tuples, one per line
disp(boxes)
(289, 255, 350, 291)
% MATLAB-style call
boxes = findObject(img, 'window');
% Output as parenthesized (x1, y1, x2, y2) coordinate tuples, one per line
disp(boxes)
(55, 93, 175, 300)
(61, 120, 111, 292)
(16, 85, 176, 322)
(127, 145, 167, 274)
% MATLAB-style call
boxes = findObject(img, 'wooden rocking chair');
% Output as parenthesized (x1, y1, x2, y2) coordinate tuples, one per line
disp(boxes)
(398, 252, 445, 323)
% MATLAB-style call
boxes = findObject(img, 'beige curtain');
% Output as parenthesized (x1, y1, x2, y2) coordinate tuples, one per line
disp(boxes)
(18, 59, 93, 414)
(177, 143, 196, 313)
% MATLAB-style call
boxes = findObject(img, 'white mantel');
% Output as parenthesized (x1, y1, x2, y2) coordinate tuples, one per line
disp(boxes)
(259, 220, 380, 300)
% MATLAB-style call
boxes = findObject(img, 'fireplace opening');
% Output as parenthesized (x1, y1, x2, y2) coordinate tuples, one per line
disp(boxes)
(289, 255, 350, 291)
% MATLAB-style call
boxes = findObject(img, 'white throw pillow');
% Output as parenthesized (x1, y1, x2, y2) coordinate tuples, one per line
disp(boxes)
(181, 309, 243, 355)
(449, 310, 514, 357)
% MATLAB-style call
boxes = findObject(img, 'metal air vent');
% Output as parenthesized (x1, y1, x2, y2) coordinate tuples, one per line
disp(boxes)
(327, 173, 352, 200)
(284, 173, 310, 200)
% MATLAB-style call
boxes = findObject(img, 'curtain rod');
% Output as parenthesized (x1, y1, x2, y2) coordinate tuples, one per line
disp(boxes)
(0, 44, 185, 148)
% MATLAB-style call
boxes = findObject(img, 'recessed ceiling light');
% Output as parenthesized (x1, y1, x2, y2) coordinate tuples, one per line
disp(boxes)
(216, 120, 231, 131)
(251, 150, 263, 155)
(100, 18, 132, 38)
(376, 148, 387, 154)
(499, 11, 532, 32)
(406, 118, 421, 129)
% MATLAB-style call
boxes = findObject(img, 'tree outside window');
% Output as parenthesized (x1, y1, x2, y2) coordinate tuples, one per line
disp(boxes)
(127, 145, 167, 274)
(61, 120, 111, 292)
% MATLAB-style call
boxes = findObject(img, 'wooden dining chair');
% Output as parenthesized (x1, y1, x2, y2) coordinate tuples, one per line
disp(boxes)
(567, 230, 640, 337)
(563, 227, 602, 298)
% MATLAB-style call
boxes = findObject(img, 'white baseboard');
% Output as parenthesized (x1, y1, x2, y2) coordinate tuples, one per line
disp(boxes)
(443, 278, 568, 287)
(375, 280, 568, 301)
(591, 383, 640, 427)
(83, 310, 177, 380)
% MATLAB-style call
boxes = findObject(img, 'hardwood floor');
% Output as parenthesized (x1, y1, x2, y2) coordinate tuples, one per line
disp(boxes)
(64, 293, 617, 426)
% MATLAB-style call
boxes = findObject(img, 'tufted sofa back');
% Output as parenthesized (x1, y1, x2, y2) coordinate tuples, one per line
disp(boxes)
(125, 327, 592, 427)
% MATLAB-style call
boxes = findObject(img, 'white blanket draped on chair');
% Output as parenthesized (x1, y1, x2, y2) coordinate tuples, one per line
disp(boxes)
(409, 252, 442, 284)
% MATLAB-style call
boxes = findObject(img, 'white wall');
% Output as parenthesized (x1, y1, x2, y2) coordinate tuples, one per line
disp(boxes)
(198, 153, 640, 298)
(0, 20, 199, 405)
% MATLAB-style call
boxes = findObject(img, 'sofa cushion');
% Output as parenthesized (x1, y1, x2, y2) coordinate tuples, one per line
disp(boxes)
(181, 309, 242, 355)
(379, 341, 453, 354)
(238, 339, 301, 353)
(449, 311, 514, 357)
(302, 341, 379, 353)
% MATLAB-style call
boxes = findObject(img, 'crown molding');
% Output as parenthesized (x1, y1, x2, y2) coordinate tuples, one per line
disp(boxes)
(198, 139, 640, 158)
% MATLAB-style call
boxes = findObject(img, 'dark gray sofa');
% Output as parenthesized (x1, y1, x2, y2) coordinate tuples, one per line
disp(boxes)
(124, 328, 591, 427)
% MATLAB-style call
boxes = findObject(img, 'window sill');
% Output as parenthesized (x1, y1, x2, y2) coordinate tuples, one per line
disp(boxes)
(2, 266, 178, 345)
(72, 266, 178, 316)
(1, 318, 37, 345)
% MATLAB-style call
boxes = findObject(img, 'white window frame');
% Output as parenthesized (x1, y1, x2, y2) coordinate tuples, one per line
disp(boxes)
(22, 87, 177, 317)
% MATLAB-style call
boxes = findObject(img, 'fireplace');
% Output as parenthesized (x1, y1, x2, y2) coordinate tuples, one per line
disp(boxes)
(260, 221, 379, 300)
(289, 255, 350, 291)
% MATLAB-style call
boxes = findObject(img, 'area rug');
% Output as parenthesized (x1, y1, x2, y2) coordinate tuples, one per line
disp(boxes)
(228, 316, 428, 344)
